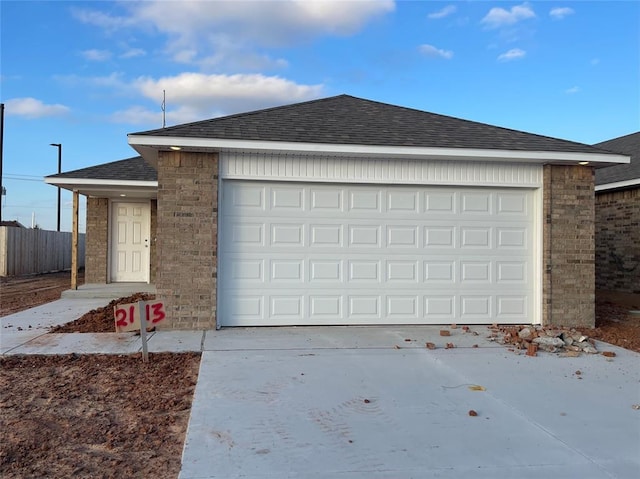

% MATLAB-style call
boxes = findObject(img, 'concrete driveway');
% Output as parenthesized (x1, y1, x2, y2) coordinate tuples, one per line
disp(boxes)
(180, 327, 640, 479)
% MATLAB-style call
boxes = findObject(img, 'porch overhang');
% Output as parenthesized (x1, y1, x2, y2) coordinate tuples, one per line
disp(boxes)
(44, 178, 158, 199)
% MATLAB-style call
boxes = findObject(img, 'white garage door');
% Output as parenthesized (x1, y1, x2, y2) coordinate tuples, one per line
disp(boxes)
(219, 181, 536, 326)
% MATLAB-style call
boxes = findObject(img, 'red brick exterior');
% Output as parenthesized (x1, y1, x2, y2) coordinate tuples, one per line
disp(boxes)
(155, 151, 218, 329)
(595, 188, 640, 293)
(543, 165, 595, 328)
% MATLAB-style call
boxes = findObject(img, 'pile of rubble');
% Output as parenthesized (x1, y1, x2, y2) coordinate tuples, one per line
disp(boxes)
(488, 325, 608, 357)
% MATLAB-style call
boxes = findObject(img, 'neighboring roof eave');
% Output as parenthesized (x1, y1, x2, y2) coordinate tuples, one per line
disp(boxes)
(595, 178, 640, 192)
(128, 134, 630, 166)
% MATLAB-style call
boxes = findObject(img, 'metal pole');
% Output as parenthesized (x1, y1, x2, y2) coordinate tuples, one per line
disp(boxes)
(0, 103, 4, 223)
(50, 143, 62, 231)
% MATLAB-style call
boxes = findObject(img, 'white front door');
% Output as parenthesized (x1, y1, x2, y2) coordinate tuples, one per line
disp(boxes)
(110, 202, 150, 282)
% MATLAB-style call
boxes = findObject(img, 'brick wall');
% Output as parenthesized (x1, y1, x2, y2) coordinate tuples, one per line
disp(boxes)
(156, 151, 218, 329)
(595, 188, 640, 293)
(150, 199, 157, 284)
(543, 165, 595, 328)
(85, 197, 109, 283)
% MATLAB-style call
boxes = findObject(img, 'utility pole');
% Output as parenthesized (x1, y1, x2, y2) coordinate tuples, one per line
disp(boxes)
(50, 143, 62, 231)
(1, 103, 4, 223)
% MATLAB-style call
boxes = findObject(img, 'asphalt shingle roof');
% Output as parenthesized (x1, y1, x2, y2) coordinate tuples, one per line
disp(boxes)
(46, 156, 157, 182)
(132, 94, 608, 155)
(594, 132, 640, 186)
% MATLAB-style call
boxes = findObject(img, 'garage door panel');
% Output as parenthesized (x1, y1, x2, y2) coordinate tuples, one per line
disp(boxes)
(461, 192, 492, 214)
(497, 192, 528, 215)
(231, 259, 264, 281)
(497, 228, 527, 248)
(310, 224, 343, 246)
(271, 260, 304, 281)
(220, 181, 536, 326)
(270, 296, 304, 320)
(424, 260, 456, 282)
(310, 260, 342, 282)
(310, 188, 344, 211)
(387, 191, 419, 213)
(425, 192, 456, 213)
(310, 295, 342, 318)
(348, 260, 381, 283)
(387, 261, 418, 282)
(425, 296, 456, 318)
(349, 190, 381, 212)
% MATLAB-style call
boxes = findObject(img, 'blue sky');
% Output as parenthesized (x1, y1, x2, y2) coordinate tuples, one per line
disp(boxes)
(1, 0, 638, 232)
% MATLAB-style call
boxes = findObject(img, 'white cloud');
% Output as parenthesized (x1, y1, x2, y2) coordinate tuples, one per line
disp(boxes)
(120, 48, 146, 59)
(497, 48, 526, 62)
(4, 98, 70, 118)
(428, 5, 456, 20)
(74, 1, 395, 70)
(109, 72, 324, 125)
(81, 49, 112, 61)
(565, 86, 580, 94)
(109, 105, 164, 126)
(71, 7, 137, 32)
(419, 44, 453, 59)
(481, 3, 535, 29)
(550, 7, 575, 20)
(55, 72, 129, 90)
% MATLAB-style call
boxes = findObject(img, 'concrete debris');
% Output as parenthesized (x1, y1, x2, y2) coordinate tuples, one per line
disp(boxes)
(490, 325, 601, 356)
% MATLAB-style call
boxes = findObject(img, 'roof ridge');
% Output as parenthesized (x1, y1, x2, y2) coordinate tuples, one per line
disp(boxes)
(130, 95, 351, 136)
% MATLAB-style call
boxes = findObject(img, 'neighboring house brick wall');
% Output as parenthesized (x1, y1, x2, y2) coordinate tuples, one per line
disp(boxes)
(543, 165, 595, 328)
(85, 197, 109, 283)
(595, 188, 640, 293)
(156, 151, 218, 330)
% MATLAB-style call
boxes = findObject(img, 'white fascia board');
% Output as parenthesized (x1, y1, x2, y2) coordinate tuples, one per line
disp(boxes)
(44, 178, 157, 188)
(595, 178, 640, 192)
(127, 135, 630, 165)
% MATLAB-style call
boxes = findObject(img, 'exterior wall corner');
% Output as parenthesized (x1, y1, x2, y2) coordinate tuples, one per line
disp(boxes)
(155, 151, 219, 330)
(542, 165, 595, 328)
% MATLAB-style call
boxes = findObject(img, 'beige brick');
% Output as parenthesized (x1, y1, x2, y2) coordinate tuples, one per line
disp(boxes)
(543, 165, 595, 328)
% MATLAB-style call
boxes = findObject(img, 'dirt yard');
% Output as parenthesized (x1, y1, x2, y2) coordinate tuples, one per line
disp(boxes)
(0, 353, 200, 479)
(0, 270, 85, 317)
(1, 272, 199, 479)
(0, 272, 638, 478)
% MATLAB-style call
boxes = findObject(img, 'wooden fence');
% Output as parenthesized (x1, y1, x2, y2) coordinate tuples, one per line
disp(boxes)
(0, 227, 85, 276)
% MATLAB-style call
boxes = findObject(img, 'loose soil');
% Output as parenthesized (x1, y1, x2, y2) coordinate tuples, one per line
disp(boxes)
(50, 293, 157, 334)
(0, 273, 638, 478)
(1, 273, 198, 479)
(0, 270, 85, 317)
(0, 353, 200, 479)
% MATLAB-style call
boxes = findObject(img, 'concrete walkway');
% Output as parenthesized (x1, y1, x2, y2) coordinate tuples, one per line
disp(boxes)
(1, 299, 639, 479)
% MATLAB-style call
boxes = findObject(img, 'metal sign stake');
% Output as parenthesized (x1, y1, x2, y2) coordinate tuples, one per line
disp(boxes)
(139, 300, 149, 363)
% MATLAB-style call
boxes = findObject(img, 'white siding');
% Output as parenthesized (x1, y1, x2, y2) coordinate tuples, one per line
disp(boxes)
(221, 153, 542, 188)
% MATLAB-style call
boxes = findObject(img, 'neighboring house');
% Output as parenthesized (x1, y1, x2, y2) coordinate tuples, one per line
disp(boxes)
(46, 95, 629, 330)
(593, 132, 640, 294)
(0, 221, 26, 228)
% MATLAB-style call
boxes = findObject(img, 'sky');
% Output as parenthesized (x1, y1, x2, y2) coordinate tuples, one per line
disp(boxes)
(1, 0, 638, 232)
